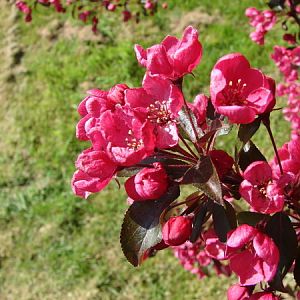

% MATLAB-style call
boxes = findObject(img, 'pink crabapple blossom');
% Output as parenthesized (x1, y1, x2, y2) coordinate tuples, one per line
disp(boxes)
(98, 105, 155, 166)
(125, 74, 184, 148)
(71, 24, 299, 298)
(134, 25, 202, 80)
(227, 224, 279, 286)
(239, 161, 285, 214)
(245, 8, 276, 45)
(210, 53, 275, 124)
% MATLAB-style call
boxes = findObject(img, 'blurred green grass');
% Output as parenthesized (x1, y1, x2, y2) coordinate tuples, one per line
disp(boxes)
(0, 1, 291, 299)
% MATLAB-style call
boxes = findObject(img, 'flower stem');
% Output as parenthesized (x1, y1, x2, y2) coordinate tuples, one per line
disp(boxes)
(178, 132, 199, 159)
(158, 150, 197, 164)
(262, 116, 283, 175)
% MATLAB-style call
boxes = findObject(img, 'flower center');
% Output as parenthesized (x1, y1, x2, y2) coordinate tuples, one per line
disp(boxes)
(255, 180, 271, 198)
(125, 129, 143, 150)
(147, 101, 174, 125)
(223, 79, 248, 106)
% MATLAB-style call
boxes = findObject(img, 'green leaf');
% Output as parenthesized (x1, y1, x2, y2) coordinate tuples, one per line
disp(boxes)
(120, 184, 180, 267)
(181, 156, 223, 205)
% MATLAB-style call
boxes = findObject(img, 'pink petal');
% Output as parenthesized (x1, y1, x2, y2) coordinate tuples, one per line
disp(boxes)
(147, 44, 173, 77)
(125, 87, 153, 110)
(142, 73, 172, 101)
(155, 123, 179, 149)
(76, 115, 91, 141)
(227, 284, 250, 300)
(216, 105, 256, 124)
(227, 224, 257, 249)
(134, 44, 147, 67)
(71, 170, 112, 199)
(230, 250, 265, 285)
(247, 87, 274, 114)
(173, 25, 203, 75)
(161, 35, 180, 57)
(253, 232, 279, 268)
(124, 175, 141, 201)
(243, 161, 272, 184)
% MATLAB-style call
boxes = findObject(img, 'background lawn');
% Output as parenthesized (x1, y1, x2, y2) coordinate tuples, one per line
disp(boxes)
(0, 1, 291, 299)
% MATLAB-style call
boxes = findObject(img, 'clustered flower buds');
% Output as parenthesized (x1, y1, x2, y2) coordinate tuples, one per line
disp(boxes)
(16, 0, 167, 32)
(73, 26, 300, 298)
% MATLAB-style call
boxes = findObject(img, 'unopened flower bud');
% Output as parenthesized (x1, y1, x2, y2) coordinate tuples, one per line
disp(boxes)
(162, 216, 192, 246)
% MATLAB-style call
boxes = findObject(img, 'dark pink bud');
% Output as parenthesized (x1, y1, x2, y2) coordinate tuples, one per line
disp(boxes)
(79, 11, 91, 23)
(92, 16, 98, 33)
(162, 216, 192, 246)
(283, 33, 296, 45)
(125, 163, 169, 201)
(122, 10, 132, 22)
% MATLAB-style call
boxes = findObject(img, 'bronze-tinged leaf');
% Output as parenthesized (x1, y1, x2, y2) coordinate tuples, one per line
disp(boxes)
(294, 248, 300, 286)
(212, 202, 235, 242)
(237, 212, 269, 227)
(190, 202, 208, 243)
(238, 140, 266, 171)
(238, 118, 261, 145)
(178, 107, 203, 142)
(117, 154, 190, 180)
(120, 184, 180, 267)
(181, 156, 223, 205)
(265, 212, 298, 277)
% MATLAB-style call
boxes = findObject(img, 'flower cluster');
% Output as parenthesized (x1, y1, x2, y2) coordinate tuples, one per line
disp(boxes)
(73, 26, 300, 298)
(246, 1, 300, 139)
(245, 7, 276, 45)
(16, 0, 167, 33)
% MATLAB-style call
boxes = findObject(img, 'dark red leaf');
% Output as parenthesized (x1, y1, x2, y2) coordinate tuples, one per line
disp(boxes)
(238, 140, 266, 171)
(265, 212, 298, 277)
(181, 156, 223, 205)
(120, 184, 180, 266)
